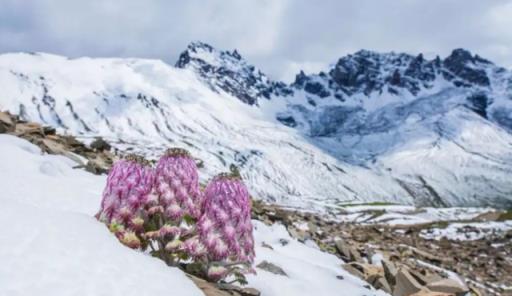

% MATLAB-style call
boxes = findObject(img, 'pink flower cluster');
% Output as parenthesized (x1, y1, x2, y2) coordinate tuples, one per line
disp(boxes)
(96, 149, 255, 282)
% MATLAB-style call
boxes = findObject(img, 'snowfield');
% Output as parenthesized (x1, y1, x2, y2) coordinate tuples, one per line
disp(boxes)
(0, 134, 385, 296)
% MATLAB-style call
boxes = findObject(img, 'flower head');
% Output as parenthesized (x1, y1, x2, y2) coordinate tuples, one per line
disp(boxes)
(155, 148, 203, 222)
(97, 154, 155, 227)
(197, 172, 255, 263)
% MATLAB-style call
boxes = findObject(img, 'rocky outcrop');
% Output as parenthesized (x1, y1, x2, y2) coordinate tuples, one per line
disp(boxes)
(0, 110, 116, 174)
(176, 41, 292, 105)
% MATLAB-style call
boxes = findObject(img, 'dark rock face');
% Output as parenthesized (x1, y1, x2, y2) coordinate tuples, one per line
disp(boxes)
(292, 48, 493, 101)
(443, 49, 490, 87)
(304, 81, 330, 98)
(466, 93, 490, 118)
(176, 42, 292, 105)
(329, 50, 386, 96)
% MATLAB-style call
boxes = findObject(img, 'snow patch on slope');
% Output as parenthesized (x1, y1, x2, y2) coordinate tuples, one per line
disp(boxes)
(0, 135, 202, 296)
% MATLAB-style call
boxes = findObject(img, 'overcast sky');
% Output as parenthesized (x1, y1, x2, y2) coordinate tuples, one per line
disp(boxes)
(1, 0, 511, 82)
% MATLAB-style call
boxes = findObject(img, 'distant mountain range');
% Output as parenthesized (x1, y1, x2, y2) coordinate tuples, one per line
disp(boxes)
(1, 41, 511, 209)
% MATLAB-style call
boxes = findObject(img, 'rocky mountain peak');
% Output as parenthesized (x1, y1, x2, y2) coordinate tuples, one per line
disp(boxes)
(442, 48, 491, 87)
(175, 41, 291, 105)
(291, 48, 498, 101)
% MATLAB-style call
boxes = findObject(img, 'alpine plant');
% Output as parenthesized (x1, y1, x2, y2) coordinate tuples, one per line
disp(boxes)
(96, 154, 155, 249)
(97, 150, 256, 283)
(137, 148, 203, 265)
(191, 170, 255, 282)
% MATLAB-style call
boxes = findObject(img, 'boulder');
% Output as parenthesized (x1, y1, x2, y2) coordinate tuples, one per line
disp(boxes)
(426, 279, 469, 294)
(343, 262, 382, 279)
(381, 259, 398, 286)
(342, 263, 365, 279)
(393, 268, 424, 296)
(335, 239, 362, 262)
(371, 275, 393, 294)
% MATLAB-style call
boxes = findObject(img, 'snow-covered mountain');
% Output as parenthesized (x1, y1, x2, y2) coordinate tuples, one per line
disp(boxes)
(1, 42, 511, 209)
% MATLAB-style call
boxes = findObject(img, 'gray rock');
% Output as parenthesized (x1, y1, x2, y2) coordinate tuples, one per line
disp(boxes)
(381, 259, 398, 286)
(256, 260, 288, 276)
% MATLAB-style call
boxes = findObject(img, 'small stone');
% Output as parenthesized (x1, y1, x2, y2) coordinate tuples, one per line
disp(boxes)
(278, 238, 289, 246)
(239, 288, 261, 296)
(336, 275, 344, 280)
(256, 260, 287, 276)
(261, 242, 274, 250)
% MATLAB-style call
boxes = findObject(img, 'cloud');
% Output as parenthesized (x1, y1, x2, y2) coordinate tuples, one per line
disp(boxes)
(0, 0, 511, 81)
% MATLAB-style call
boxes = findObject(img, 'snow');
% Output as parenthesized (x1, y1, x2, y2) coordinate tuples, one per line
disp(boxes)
(0, 135, 203, 296)
(336, 204, 494, 225)
(0, 134, 389, 296)
(419, 221, 512, 241)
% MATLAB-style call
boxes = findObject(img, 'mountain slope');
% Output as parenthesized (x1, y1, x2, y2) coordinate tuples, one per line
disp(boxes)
(0, 43, 511, 208)
(0, 51, 408, 210)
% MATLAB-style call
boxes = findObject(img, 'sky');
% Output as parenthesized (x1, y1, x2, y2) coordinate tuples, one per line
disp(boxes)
(1, 0, 511, 82)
